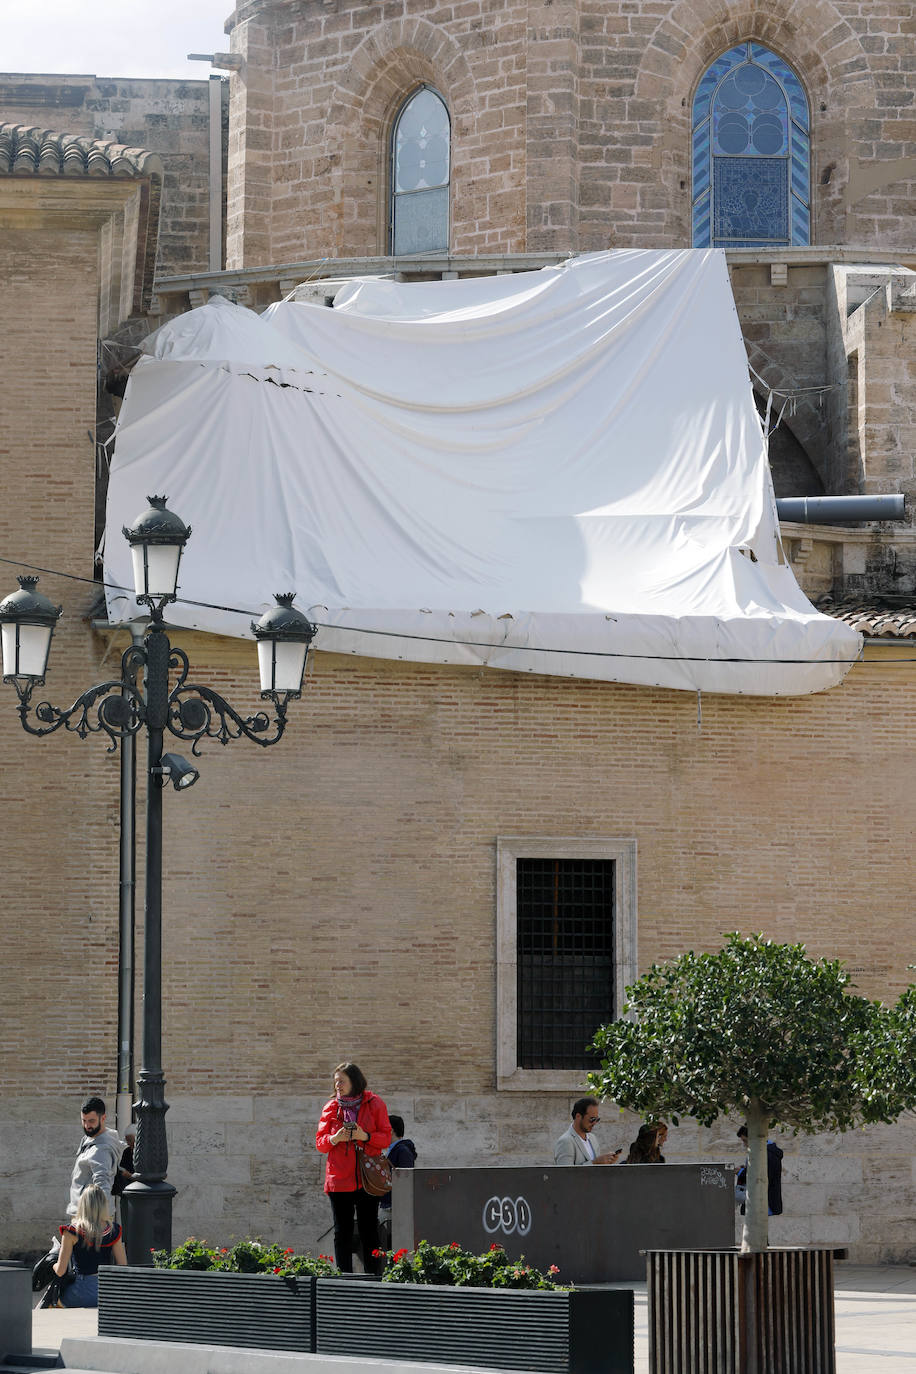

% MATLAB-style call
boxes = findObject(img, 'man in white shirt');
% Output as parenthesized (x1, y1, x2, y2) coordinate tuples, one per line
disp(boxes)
(554, 1097, 622, 1166)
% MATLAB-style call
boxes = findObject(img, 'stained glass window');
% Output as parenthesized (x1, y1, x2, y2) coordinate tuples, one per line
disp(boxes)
(692, 43, 810, 248)
(390, 86, 450, 255)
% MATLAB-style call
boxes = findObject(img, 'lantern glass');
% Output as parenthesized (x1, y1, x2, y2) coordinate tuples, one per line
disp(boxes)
(1, 621, 53, 680)
(131, 542, 183, 602)
(258, 638, 308, 695)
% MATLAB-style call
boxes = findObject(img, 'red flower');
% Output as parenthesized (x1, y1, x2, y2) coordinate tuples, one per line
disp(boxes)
(392, 1248, 409, 1261)
(273, 1267, 282, 1273)
(371, 1249, 383, 1257)
(489, 1243, 503, 1252)
(284, 1248, 294, 1255)
(449, 1241, 460, 1249)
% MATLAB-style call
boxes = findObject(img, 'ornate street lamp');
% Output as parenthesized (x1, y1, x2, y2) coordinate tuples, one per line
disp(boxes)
(0, 497, 316, 1262)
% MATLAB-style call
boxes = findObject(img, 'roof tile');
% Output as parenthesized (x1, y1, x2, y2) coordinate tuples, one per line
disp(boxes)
(817, 595, 916, 638)
(0, 122, 160, 179)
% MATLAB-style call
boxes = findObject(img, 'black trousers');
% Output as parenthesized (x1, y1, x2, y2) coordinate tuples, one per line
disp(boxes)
(329, 1188, 381, 1273)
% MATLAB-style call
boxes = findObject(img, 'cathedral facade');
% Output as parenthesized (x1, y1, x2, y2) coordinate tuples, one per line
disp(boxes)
(223, 0, 916, 266)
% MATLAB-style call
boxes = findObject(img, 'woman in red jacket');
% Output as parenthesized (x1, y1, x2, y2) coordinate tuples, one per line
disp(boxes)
(316, 1061, 391, 1274)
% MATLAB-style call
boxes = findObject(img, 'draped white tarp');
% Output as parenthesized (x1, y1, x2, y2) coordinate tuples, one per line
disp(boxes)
(103, 249, 861, 695)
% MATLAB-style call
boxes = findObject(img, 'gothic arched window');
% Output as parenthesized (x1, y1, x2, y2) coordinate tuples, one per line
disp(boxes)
(692, 42, 810, 248)
(390, 86, 450, 255)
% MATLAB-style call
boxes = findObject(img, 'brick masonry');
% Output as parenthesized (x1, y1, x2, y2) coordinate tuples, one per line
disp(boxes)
(1, 0, 915, 1269)
(0, 72, 226, 278)
(1, 633, 915, 1262)
(222, 0, 916, 265)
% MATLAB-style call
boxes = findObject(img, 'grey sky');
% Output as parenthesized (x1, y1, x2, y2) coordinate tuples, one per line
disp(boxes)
(2, 1, 234, 82)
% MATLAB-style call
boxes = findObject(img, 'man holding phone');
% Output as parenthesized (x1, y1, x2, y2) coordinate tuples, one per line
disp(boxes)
(554, 1097, 622, 1166)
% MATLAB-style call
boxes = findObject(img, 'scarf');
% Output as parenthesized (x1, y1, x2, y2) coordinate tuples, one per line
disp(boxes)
(337, 1091, 363, 1124)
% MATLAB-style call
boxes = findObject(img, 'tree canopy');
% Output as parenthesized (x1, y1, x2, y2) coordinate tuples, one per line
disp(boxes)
(586, 933, 916, 1250)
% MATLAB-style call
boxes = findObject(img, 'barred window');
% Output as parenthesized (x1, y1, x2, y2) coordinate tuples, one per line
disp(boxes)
(517, 858, 615, 1070)
(496, 837, 637, 1090)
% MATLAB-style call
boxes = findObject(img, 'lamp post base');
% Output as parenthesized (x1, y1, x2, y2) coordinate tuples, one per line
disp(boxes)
(122, 1180, 178, 1265)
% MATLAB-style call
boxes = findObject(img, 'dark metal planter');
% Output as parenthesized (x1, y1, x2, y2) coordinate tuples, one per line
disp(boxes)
(316, 1277, 634, 1374)
(646, 1248, 837, 1374)
(0, 1262, 31, 1359)
(98, 1267, 315, 1352)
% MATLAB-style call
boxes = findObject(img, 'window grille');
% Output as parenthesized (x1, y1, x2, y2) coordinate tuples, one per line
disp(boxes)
(516, 857, 615, 1070)
(692, 42, 810, 248)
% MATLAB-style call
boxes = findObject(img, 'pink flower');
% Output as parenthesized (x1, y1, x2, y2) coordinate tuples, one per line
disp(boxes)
(548, 1265, 560, 1275)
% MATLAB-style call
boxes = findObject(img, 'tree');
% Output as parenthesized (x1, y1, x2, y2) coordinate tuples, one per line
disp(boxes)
(587, 933, 916, 1252)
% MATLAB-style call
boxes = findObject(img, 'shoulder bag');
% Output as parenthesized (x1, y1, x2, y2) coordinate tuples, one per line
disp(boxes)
(356, 1147, 392, 1197)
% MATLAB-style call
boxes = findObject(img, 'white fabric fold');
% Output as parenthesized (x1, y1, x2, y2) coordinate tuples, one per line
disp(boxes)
(104, 249, 861, 696)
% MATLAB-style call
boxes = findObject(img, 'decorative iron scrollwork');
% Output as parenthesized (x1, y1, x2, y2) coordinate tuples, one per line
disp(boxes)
(12, 630, 289, 754)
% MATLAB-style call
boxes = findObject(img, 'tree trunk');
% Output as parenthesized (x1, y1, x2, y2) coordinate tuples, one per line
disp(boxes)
(740, 1097, 769, 1254)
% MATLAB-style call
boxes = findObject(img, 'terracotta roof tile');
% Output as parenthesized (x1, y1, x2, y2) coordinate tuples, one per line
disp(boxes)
(0, 123, 160, 179)
(817, 595, 916, 638)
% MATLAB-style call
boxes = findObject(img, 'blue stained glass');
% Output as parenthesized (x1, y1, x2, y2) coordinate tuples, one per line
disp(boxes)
(693, 195, 710, 245)
(692, 44, 747, 122)
(791, 199, 810, 246)
(692, 43, 810, 248)
(713, 157, 789, 245)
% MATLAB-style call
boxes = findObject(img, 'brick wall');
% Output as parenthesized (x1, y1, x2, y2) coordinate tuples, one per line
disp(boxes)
(1, 634, 914, 1261)
(221, 0, 916, 266)
(0, 226, 121, 1113)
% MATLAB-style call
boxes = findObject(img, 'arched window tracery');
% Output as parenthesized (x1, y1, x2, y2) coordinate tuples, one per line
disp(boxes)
(692, 42, 810, 248)
(390, 85, 450, 255)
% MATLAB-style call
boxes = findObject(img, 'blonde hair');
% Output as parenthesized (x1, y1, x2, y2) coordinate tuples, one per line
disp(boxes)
(73, 1184, 111, 1250)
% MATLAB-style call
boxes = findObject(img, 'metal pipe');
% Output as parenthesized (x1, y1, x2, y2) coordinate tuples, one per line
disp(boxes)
(208, 76, 223, 273)
(776, 494, 906, 523)
(116, 622, 145, 1139)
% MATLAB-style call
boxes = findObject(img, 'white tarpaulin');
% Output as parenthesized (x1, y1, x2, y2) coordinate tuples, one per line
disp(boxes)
(103, 249, 861, 695)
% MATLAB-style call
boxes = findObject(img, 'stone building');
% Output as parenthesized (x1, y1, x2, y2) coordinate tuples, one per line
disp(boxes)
(1, 0, 915, 1265)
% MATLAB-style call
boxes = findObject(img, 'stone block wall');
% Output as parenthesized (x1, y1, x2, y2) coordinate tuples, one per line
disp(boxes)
(0, 73, 225, 277)
(222, 0, 916, 266)
(5, 1090, 915, 1264)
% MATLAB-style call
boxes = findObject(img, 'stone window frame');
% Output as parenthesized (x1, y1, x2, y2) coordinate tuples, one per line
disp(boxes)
(496, 836, 638, 1092)
(388, 83, 451, 256)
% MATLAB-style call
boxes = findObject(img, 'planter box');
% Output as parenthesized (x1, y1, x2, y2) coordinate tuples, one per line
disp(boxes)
(646, 1248, 836, 1374)
(316, 1277, 634, 1374)
(98, 1267, 315, 1352)
(0, 1262, 31, 1359)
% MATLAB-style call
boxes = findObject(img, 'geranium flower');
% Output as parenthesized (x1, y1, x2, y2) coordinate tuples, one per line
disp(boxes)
(273, 1267, 281, 1273)
(548, 1265, 560, 1275)
(392, 1248, 409, 1261)
(489, 1242, 503, 1252)
(449, 1241, 460, 1249)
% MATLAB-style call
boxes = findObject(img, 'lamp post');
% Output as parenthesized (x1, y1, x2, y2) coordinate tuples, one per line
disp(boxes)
(0, 496, 316, 1263)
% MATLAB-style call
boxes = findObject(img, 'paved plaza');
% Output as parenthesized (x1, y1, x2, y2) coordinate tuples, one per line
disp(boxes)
(24, 1263, 916, 1373)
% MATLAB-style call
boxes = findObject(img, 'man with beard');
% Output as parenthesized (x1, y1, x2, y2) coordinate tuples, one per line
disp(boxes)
(67, 1096, 122, 1217)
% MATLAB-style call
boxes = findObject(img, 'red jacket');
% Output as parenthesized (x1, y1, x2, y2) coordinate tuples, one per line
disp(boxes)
(315, 1090, 391, 1192)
